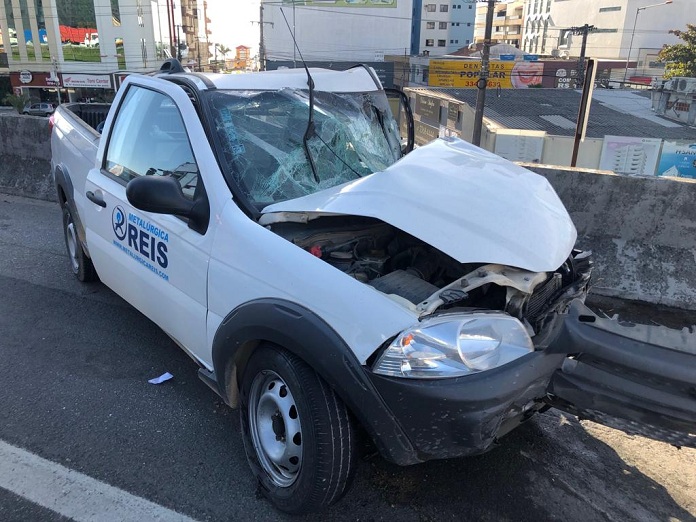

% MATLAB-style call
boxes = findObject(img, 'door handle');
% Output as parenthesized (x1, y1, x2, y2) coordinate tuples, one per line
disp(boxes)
(86, 190, 106, 208)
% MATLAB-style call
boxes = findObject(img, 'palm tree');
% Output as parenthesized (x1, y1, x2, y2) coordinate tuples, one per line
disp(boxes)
(216, 44, 231, 61)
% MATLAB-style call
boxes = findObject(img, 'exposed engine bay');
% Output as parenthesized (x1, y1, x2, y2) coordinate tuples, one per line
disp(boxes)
(268, 216, 592, 337)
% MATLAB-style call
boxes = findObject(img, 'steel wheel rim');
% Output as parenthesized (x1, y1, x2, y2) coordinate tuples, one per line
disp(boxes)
(66, 221, 80, 274)
(248, 370, 303, 487)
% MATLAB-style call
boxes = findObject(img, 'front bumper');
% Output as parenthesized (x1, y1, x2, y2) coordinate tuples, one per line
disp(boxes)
(365, 299, 696, 465)
(367, 349, 566, 463)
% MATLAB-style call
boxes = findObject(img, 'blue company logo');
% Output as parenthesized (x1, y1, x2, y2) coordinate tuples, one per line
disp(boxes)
(112, 205, 127, 241)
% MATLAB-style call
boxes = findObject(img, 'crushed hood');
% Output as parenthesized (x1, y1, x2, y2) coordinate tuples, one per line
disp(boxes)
(262, 138, 577, 273)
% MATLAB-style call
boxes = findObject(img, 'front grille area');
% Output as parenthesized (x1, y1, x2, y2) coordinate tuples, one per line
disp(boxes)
(516, 250, 594, 334)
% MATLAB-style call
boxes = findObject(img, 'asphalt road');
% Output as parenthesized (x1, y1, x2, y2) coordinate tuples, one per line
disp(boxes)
(0, 194, 694, 522)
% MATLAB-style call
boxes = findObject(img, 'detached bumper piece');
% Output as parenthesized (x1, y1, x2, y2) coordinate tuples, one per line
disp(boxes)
(546, 300, 696, 448)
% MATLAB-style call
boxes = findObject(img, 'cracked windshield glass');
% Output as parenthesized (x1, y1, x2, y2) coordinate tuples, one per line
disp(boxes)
(207, 88, 402, 206)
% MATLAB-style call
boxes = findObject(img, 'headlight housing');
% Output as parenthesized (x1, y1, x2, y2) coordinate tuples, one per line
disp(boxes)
(372, 313, 534, 379)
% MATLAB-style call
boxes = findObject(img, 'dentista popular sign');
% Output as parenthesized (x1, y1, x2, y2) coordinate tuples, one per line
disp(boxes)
(429, 60, 544, 89)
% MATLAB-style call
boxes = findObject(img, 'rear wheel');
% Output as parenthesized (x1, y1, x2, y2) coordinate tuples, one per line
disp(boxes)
(239, 344, 357, 514)
(62, 204, 97, 282)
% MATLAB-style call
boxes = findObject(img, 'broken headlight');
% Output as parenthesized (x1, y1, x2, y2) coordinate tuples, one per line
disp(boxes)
(372, 314, 534, 379)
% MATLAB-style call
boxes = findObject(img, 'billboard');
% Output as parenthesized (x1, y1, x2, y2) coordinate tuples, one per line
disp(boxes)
(285, 0, 397, 6)
(657, 141, 696, 179)
(599, 136, 662, 176)
(429, 60, 544, 89)
(427, 59, 627, 89)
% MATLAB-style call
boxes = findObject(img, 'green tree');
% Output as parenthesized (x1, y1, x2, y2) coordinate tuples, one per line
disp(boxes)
(659, 24, 696, 78)
(2, 93, 31, 114)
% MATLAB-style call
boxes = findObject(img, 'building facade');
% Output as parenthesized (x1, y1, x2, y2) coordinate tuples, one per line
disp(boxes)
(474, 0, 524, 48)
(416, 0, 476, 56)
(0, 0, 160, 102)
(262, 0, 415, 63)
(522, 0, 684, 76)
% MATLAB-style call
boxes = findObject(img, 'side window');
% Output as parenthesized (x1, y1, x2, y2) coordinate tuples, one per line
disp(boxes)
(105, 86, 200, 199)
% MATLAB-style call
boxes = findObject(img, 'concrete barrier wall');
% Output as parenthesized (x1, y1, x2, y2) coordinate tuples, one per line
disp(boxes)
(524, 164, 696, 310)
(1, 111, 695, 310)
(0, 113, 54, 201)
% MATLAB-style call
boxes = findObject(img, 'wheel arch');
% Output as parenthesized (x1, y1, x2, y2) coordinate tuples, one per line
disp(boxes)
(211, 298, 418, 465)
(54, 164, 89, 254)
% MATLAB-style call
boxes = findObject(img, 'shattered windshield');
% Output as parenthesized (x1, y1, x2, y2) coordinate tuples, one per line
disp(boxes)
(206, 89, 402, 207)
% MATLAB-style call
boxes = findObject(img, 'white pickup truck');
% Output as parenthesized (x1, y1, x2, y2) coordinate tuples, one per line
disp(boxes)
(51, 60, 696, 514)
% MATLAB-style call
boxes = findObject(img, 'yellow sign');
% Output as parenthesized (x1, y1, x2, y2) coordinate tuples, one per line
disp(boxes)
(429, 60, 545, 89)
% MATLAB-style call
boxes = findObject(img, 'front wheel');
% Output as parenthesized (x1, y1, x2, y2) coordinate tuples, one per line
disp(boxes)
(239, 344, 357, 514)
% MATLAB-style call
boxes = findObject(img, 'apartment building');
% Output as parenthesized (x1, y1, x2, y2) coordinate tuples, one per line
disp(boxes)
(474, 0, 525, 48)
(522, 0, 684, 72)
(417, 0, 476, 56)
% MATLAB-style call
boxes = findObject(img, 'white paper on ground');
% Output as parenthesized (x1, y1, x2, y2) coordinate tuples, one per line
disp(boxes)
(148, 372, 173, 385)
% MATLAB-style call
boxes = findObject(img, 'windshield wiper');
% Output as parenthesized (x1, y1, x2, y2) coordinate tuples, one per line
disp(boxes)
(280, 8, 320, 184)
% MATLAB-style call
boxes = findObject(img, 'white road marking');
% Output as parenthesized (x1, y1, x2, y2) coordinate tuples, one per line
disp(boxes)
(0, 439, 199, 522)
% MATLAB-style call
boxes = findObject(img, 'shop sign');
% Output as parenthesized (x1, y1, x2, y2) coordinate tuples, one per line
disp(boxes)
(19, 70, 33, 84)
(657, 141, 696, 179)
(62, 74, 112, 89)
(46, 71, 61, 87)
(447, 103, 459, 123)
(416, 94, 440, 122)
(415, 120, 438, 146)
(429, 60, 544, 89)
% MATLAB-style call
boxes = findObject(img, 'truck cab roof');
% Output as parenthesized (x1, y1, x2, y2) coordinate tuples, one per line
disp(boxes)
(156, 61, 383, 93)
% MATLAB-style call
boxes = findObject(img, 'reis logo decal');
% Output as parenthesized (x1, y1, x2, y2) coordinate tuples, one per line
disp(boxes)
(111, 206, 169, 281)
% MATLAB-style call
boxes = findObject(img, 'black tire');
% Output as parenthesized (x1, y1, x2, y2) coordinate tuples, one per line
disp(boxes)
(239, 344, 357, 514)
(62, 204, 97, 282)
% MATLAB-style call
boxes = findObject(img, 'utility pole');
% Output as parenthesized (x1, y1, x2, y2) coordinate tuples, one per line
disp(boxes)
(567, 24, 595, 86)
(571, 58, 597, 167)
(196, 36, 201, 71)
(166, 0, 176, 58)
(472, 0, 496, 147)
(252, 3, 274, 71)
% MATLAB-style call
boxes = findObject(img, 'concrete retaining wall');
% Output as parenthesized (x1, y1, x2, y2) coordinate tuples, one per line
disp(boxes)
(525, 164, 696, 311)
(1, 112, 694, 310)
(0, 113, 54, 201)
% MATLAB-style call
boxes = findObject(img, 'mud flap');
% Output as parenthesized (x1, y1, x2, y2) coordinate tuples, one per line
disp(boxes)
(544, 300, 696, 448)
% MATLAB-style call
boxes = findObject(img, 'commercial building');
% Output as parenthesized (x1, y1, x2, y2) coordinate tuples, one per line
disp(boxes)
(262, 0, 474, 65)
(0, 0, 210, 103)
(521, 0, 685, 80)
(474, 0, 524, 48)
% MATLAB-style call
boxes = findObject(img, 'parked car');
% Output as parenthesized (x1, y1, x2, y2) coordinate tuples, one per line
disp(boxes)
(50, 59, 696, 515)
(23, 102, 56, 117)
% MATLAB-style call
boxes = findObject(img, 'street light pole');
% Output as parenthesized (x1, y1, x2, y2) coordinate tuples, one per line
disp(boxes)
(623, 0, 672, 84)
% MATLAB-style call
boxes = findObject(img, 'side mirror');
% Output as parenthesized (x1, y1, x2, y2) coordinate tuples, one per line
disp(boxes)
(385, 88, 415, 155)
(126, 176, 209, 234)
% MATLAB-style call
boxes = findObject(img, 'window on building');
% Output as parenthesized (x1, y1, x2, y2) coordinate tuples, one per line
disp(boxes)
(427, 21, 435, 29)
(440, 5, 448, 12)
(425, 4, 436, 12)
(599, 6, 621, 12)
(425, 39, 434, 46)
(438, 39, 446, 46)
(466, 39, 470, 44)
(439, 21, 447, 29)
(467, 22, 471, 26)
(468, 4, 472, 8)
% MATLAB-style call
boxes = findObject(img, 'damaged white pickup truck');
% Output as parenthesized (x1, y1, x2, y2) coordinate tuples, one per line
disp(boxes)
(51, 59, 696, 514)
